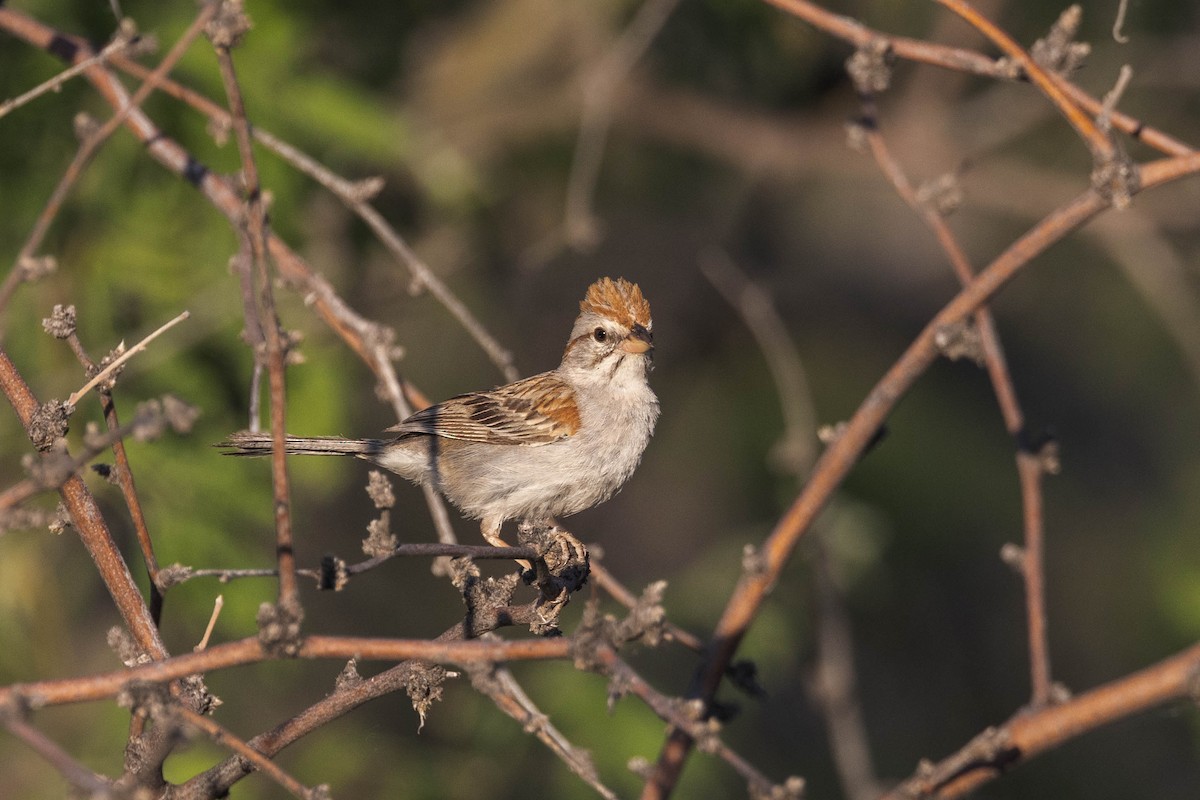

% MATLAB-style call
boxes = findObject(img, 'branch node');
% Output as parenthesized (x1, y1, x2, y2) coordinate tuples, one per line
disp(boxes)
(17, 255, 57, 284)
(107, 625, 151, 668)
(741, 543, 768, 577)
(750, 775, 807, 800)
(846, 39, 893, 94)
(1091, 147, 1139, 210)
(130, 398, 171, 442)
(27, 400, 71, 451)
(116, 680, 171, 722)
(726, 659, 767, 698)
(934, 320, 985, 365)
(205, 0, 253, 49)
(366, 470, 395, 509)
(180, 673, 222, 715)
(362, 513, 397, 558)
(72, 111, 101, 142)
(1030, 5, 1090, 77)
(905, 725, 1017, 795)
(256, 599, 304, 657)
(335, 659, 363, 693)
(0, 503, 71, 535)
(404, 662, 447, 732)
(47, 502, 72, 535)
(817, 421, 847, 445)
(318, 554, 349, 591)
(1017, 427, 1062, 475)
(916, 172, 964, 217)
(155, 395, 197, 436)
(448, 554, 483, 591)
(1047, 681, 1073, 704)
(628, 755, 654, 780)
(999, 542, 1025, 573)
(571, 583, 670, 673)
(41, 304, 77, 339)
(458, 563, 522, 634)
(157, 562, 195, 591)
(349, 176, 385, 202)
(844, 118, 872, 153)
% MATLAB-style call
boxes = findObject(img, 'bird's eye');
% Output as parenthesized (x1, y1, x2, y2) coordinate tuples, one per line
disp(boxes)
(593, 327, 608, 342)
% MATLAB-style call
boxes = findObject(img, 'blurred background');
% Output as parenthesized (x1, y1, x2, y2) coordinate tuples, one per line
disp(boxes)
(2, 0, 1200, 797)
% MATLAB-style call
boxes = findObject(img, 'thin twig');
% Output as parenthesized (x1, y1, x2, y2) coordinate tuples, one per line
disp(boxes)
(63, 328, 165, 616)
(0, 403, 159, 512)
(855, 112, 1054, 706)
(2, 715, 114, 795)
(194, 595, 223, 652)
(212, 27, 302, 614)
(167, 543, 542, 587)
(0, 11, 478, 559)
(563, 0, 683, 251)
(639, 150, 1200, 793)
(180, 600, 557, 796)
(1112, 0, 1131, 44)
(759, 0, 1194, 158)
(7, 8, 465, 562)
(1097, 64, 1134, 134)
(369, 343, 461, 546)
(700, 251, 820, 475)
(67, 311, 190, 407)
(808, 546, 880, 800)
(590, 560, 705, 652)
(701, 251, 876, 796)
(0, 36, 129, 120)
(590, 644, 801, 798)
(107, 52, 517, 382)
(473, 663, 620, 800)
(171, 704, 320, 800)
(932, 0, 1111, 160)
(7, 3, 218, 288)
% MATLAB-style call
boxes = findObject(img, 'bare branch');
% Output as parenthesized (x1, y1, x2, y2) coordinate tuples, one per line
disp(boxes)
(67, 311, 190, 407)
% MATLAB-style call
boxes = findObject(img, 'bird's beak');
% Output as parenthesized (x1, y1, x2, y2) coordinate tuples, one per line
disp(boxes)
(620, 324, 653, 354)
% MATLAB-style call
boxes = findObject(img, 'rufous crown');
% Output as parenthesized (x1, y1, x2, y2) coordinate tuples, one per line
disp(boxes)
(579, 278, 652, 329)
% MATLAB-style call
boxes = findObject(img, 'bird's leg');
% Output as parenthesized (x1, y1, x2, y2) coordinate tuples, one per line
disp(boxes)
(481, 518, 533, 575)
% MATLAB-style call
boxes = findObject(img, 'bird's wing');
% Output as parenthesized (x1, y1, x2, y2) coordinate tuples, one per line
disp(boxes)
(385, 372, 580, 445)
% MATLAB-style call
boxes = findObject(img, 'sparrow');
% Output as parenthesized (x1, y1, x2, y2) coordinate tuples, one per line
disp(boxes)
(221, 277, 659, 550)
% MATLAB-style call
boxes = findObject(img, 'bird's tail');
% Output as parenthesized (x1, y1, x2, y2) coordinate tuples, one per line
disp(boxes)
(216, 431, 383, 458)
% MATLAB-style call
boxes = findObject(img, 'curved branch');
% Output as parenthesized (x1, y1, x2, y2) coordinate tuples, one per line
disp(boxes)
(643, 144, 1200, 795)
(882, 640, 1200, 798)
(762, 0, 1194, 157)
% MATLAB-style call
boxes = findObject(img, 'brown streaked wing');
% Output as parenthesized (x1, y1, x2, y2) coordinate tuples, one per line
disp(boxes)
(385, 372, 580, 445)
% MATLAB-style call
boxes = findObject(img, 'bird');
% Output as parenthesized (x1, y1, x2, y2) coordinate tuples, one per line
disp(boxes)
(220, 277, 659, 551)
